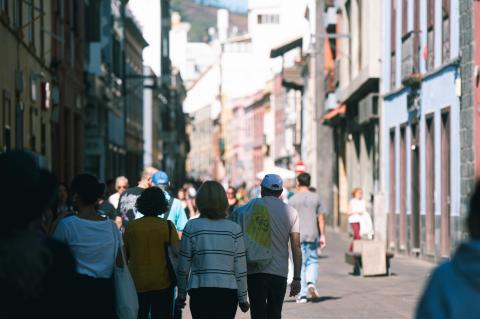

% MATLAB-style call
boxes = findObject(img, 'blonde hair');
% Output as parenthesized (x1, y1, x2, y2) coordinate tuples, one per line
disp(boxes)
(352, 187, 363, 197)
(115, 176, 128, 187)
(195, 181, 228, 219)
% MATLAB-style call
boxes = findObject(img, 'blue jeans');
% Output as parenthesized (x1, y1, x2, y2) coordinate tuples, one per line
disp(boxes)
(300, 241, 319, 297)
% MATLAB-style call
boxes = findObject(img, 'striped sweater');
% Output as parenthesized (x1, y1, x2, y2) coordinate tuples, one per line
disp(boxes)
(177, 217, 248, 303)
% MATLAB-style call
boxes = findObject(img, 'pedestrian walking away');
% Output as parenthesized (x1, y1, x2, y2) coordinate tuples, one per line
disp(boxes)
(151, 171, 189, 238)
(53, 174, 124, 319)
(123, 187, 180, 319)
(416, 181, 480, 319)
(289, 173, 326, 303)
(117, 167, 158, 229)
(176, 181, 250, 319)
(231, 174, 302, 319)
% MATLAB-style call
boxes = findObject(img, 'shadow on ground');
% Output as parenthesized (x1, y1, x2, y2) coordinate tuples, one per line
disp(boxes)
(285, 296, 341, 304)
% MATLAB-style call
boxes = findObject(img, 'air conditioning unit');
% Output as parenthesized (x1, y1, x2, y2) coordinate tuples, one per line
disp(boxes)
(357, 93, 379, 125)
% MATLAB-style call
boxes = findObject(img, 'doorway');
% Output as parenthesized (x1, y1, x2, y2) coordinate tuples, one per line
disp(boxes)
(411, 123, 421, 254)
(440, 110, 451, 257)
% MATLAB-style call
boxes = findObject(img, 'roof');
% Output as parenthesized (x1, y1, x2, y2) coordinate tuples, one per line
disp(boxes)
(270, 37, 303, 58)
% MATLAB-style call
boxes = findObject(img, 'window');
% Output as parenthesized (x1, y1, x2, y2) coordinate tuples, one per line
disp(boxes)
(27, 0, 34, 44)
(0, 0, 9, 21)
(112, 37, 122, 77)
(30, 107, 37, 151)
(427, 0, 435, 71)
(413, 0, 420, 73)
(390, 0, 396, 89)
(442, 0, 451, 63)
(257, 14, 280, 24)
(401, 0, 408, 36)
(41, 122, 46, 155)
(40, 0, 44, 60)
(15, 0, 22, 29)
(3, 90, 12, 152)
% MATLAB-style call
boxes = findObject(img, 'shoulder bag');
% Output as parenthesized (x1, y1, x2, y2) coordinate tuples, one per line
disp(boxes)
(165, 220, 179, 286)
(111, 221, 139, 319)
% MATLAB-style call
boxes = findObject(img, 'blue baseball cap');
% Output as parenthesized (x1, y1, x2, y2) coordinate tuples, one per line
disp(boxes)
(152, 171, 169, 186)
(261, 174, 283, 191)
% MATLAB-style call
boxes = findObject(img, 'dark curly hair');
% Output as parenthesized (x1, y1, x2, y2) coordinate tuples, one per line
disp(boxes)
(135, 187, 169, 216)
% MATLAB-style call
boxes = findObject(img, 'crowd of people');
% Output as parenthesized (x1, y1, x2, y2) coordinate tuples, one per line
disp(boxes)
(2, 149, 480, 319)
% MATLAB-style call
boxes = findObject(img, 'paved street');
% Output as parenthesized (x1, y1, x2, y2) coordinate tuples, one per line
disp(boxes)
(183, 229, 434, 319)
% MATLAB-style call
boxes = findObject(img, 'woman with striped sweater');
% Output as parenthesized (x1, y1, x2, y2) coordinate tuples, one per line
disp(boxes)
(175, 181, 250, 318)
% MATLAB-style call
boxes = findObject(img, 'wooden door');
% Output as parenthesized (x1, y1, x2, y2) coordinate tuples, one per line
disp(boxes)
(441, 110, 451, 257)
(411, 123, 421, 254)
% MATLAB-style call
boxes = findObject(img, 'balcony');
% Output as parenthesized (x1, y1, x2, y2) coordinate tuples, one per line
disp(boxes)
(401, 32, 422, 88)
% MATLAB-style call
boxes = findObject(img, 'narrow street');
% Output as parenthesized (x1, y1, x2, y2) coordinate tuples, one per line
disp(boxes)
(183, 230, 433, 319)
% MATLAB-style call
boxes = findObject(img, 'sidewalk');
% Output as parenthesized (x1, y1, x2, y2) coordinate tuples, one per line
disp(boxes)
(182, 229, 434, 319)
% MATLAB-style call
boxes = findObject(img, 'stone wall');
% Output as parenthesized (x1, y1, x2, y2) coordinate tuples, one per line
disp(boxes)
(459, 0, 475, 239)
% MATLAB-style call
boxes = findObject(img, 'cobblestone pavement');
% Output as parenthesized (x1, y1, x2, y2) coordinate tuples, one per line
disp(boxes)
(182, 229, 434, 319)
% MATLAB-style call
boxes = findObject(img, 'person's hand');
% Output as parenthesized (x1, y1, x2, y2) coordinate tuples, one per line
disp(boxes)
(290, 278, 301, 297)
(239, 302, 250, 313)
(175, 296, 186, 309)
(320, 235, 326, 249)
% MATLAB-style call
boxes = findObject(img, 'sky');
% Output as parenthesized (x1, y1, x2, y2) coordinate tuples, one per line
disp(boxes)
(128, 0, 247, 75)
(129, 0, 161, 74)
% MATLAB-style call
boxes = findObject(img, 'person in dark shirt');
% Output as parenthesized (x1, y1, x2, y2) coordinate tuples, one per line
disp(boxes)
(117, 167, 158, 228)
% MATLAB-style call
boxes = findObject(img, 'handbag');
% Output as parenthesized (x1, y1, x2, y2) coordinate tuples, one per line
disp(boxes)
(111, 221, 139, 319)
(165, 220, 179, 286)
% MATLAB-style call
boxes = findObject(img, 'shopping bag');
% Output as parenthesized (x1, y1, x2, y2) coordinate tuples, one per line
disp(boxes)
(111, 222, 138, 319)
(165, 221, 179, 285)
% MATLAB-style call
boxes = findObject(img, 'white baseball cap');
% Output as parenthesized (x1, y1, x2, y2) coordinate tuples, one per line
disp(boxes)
(261, 174, 283, 191)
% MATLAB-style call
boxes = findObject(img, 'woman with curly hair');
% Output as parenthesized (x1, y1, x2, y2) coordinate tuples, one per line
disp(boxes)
(123, 187, 180, 319)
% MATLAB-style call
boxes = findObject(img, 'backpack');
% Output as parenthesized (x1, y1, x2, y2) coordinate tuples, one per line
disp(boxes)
(231, 198, 273, 271)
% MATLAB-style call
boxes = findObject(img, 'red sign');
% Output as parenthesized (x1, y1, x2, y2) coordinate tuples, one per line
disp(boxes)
(294, 162, 306, 174)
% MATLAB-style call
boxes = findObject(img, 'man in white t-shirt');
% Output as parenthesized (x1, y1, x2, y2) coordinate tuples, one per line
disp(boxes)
(108, 176, 128, 209)
(231, 174, 302, 319)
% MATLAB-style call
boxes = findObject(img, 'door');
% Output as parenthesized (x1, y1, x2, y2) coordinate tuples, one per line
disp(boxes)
(399, 126, 407, 250)
(440, 110, 451, 257)
(389, 129, 396, 248)
(425, 116, 435, 255)
(411, 123, 421, 254)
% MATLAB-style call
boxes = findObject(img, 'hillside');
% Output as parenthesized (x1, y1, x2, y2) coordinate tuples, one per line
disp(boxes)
(171, 0, 248, 42)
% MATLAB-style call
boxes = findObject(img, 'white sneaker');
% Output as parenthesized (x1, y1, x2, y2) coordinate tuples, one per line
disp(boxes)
(308, 284, 319, 299)
(296, 296, 307, 303)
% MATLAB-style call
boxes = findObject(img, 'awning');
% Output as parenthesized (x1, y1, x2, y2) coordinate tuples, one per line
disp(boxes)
(282, 64, 304, 90)
(270, 37, 303, 58)
(321, 104, 346, 124)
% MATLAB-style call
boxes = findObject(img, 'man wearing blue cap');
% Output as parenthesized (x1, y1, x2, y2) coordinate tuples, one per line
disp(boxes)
(231, 174, 302, 319)
(151, 171, 188, 238)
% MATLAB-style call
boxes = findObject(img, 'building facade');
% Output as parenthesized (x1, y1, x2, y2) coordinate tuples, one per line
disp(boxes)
(383, 0, 461, 260)
(321, 0, 384, 235)
(143, 66, 164, 169)
(51, 0, 85, 184)
(0, 0, 53, 167)
(124, 9, 147, 183)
